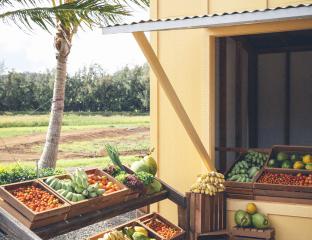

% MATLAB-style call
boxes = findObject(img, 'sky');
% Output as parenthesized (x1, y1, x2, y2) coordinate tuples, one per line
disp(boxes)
(0, 5, 149, 74)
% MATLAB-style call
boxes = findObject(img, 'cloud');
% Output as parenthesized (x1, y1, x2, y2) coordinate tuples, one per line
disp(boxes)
(0, 6, 148, 74)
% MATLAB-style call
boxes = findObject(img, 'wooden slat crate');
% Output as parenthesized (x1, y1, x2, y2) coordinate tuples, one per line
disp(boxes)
(187, 192, 226, 239)
(0, 181, 70, 224)
(0, 199, 67, 230)
(265, 145, 312, 172)
(253, 145, 312, 204)
(231, 227, 275, 240)
(224, 153, 255, 200)
(138, 212, 186, 240)
(88, 213, 185, 240)
(40, 168, 131, 218)
(197, 230, 230, 240)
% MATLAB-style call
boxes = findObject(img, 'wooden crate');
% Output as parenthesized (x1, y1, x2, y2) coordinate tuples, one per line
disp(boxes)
(138, 212, 186, 240)
(0, 199, 66, 230)
(225, 152, 256, 200)
(40, 169, 131, 218)
(231, 227, 275, 240)
(265, 145, 312, 173)
(254, 169, 312, 203)
(197, 230, 230, 240)
(88, 220, 162, 240)
(0, 180, 70, 222)
(187, 192, 226, 236)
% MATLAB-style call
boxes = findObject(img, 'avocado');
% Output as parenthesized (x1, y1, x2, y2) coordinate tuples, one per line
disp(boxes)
(268, 159, 278, 168)
(290, 154, 299, 162)
(305, 163, 312, 170)
(281, 160, 292, 169)
(277, 152, 288, 162)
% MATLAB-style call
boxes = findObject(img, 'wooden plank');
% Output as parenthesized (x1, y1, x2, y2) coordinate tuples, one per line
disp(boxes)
(215, 147, 270, 154)
(0, 207, 42, 240)
(133, 32, 214, 171)
(248, 48, 258, 148)
(35, 190, 168, 239)
(285, 52, 290, 145)
(219, 38, 227, 173)
(235, 40, 243, 152)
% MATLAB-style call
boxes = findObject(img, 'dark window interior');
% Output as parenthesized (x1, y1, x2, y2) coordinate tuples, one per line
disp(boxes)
(215, 30, 312, 172)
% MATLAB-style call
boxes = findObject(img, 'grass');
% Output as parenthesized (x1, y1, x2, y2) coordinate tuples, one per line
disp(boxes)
(0, 113, 149, 138)
(0, 113, 150, 169)
(32, 134, 149, 154)
(3, 156, 140, 169)
(0, 113, 149, 128)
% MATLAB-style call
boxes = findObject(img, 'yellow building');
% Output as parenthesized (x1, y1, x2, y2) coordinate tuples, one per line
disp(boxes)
(104, 1, 312, 239)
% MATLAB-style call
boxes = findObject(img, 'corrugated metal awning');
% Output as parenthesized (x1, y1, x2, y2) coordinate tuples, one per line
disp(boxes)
(102, 4, 312, 34)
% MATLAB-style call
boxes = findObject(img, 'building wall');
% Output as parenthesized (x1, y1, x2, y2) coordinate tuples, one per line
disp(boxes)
(150, 0, 312, 239)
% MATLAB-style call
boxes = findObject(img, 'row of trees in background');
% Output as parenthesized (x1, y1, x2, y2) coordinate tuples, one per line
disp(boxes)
(0, 64, 150, 113)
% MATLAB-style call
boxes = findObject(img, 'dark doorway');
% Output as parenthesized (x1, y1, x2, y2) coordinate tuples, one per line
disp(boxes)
(215, 30, 312, 172)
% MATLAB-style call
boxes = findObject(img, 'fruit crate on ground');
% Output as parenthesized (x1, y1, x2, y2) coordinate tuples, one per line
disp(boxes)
(225, 151, 268, 200)
(231, 227, 275, 240)
(265, 145, 312, 172)
(138, 212, 186, 240)
(253, 168, 312, 204)
(40, 168, 130, 218)
(187, 192, 226, 240)
(0, 180, 70, 228)
(88, 212, 185, 240)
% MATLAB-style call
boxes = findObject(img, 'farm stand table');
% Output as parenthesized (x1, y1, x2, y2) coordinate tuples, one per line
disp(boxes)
(0, 178, 188, 240)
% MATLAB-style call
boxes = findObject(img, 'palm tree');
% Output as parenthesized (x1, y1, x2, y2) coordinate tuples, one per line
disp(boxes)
(0, 0, 149, 168)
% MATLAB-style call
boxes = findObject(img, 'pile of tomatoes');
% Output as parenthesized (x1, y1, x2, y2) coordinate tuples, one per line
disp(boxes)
(145, 219, 179, 239)
(11, 186, 63, 212)
(258, 172, 312, 186)
(87, 174, 120, 194)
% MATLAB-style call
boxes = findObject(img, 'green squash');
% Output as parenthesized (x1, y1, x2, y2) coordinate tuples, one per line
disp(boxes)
(235, 210, 252, 227)
(252, 213, 270, 229)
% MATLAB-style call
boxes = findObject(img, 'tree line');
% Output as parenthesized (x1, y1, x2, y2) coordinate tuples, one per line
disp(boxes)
(0, 64, 150, 113)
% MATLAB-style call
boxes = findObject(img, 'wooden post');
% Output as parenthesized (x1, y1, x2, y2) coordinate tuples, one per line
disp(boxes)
(0, 208, 41, 240)
(133, 32, 214, 171)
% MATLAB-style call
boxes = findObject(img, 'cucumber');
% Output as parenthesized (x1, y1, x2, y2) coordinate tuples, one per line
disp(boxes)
(50, 179, 59, 189)
(76, 194, 86, 202)
(46, 176, 55, 185)
(65, 192, 73, 201)
(71, 194, 78, 202)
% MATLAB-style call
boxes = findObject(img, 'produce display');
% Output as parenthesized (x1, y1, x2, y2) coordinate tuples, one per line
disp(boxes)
(131, 148, 158, 176)
(227, 151, 268, 183)
(190, 171, 225, 196)
(258, 171, 312, 186)
(11, 185, 63, 212)
(268, 152, 312, 170)
(104, 144, 162, 195)
(45, 168, 105, 202)
(235, 203, 270, 229)
(145, 218, 180, 239)
(0, 165, 65, 186)
(87, 174, 120, 194)
(96, 225, 156, 240)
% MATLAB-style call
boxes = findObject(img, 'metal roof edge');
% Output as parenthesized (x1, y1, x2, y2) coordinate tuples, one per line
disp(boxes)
(102, 5, 312, 34)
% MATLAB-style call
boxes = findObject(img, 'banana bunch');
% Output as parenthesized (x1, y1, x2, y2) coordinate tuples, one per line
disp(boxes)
(99, 230, 126, 240)
(190, 171, 225, 196)
(45, 168, 105, 202)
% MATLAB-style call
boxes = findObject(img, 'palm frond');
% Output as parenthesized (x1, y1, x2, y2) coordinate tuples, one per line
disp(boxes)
(0, 0, 45, 7)
(112, 0, 149, 8)
(0, 0, 130, 32)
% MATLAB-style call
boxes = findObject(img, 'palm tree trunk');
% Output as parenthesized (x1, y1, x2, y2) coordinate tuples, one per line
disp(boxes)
(39, 27, 71, 169)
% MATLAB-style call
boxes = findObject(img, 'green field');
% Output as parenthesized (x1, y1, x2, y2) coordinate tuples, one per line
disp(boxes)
(0, 113, 150, 169)
(0, 113, 149, 138)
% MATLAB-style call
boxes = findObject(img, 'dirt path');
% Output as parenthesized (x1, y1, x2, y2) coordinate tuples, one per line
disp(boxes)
(0, 127, 149, 162)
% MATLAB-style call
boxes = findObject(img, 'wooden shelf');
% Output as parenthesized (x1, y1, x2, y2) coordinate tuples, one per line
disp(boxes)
(0, 175, 187, 240)
(36, 190, 168, 239)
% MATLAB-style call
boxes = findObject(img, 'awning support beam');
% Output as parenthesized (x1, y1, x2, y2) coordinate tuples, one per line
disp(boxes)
(133, 32, 213, 171)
